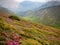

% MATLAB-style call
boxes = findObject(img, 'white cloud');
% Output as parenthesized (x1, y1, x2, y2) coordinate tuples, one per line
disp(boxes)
(0, 0, 51, 10)
(15, 0, 52, 3)
(29, 0, 51, 2)
(15, 0, 24, 2)
(0, 0, 19, 9)
(0, 0, 59, 11)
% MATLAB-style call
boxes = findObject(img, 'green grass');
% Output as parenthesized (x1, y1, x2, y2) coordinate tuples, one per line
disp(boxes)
(0, 15, 60, 45)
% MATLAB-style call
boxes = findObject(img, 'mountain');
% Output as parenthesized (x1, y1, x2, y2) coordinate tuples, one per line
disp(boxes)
(0, 13, 60, 45)
(16, 1, 45, 15)
(38, 1, 60, 9)
(0, 6, 10, 13)
(0, 2, 60, 45)
(0, 6, 19, 18)
(23, 1, 60, 29)
(19, 1, 44, 10)
(8, 1, 60, 29)
(0, 6, 11, 17)
(17, 1, 60, 16)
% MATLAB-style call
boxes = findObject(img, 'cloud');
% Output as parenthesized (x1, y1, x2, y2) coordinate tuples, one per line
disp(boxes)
(28, 0, 52, 2)
(15, 0, 24, 3)
(0, 0, 19, 9)
(0, 0, 60, 11)
(15, 0, 60, 2)
(15, 0, 54, 2)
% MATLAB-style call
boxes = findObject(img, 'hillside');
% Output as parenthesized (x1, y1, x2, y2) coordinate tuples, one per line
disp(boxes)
(23, 5, 60, 29)
(17, 1, 60, 16)
(0, 14, 60, 45)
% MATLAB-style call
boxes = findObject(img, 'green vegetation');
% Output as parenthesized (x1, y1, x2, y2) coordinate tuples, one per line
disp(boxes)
(0, 15, 60, 45)
(9, 15, 20, 21)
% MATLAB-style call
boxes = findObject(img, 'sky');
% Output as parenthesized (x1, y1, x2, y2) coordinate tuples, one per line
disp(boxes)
(0, 0, 59, 11)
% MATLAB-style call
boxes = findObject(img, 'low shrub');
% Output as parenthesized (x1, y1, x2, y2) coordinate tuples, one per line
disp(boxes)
(9, 15, 20, 21)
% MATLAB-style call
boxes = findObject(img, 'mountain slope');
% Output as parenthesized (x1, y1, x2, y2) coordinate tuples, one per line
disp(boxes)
(23, 5, 60, 29)
(0, 14, 60, 45)
(38, 1, 60, 9)
(17, 1, 60, 16)
(17, 1, 45, 15)
(19, 1, 45, 11)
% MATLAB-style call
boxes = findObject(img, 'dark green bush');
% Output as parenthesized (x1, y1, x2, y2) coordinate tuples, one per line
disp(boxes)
(0, 42, 3, 45)
(0, 37, 6, 41)
(9, 15, 20, 21)
(0, 42, 6, 45)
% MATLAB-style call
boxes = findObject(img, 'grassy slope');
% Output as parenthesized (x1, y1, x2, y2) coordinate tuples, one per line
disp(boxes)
(23, 5, 60, 29)
(0, 15, 60, 45)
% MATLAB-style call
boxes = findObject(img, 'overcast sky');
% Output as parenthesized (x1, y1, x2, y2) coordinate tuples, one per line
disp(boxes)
(0, 0, 59, 10)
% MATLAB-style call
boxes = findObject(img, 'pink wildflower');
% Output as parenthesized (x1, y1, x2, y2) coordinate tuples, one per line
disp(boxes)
(13, 41, 19, 45)
(6, 39, 13, 45)
(6, 18, 13, 22)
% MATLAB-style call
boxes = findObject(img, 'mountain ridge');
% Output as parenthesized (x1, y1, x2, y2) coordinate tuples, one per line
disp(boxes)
(17, 1, 60, 15)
